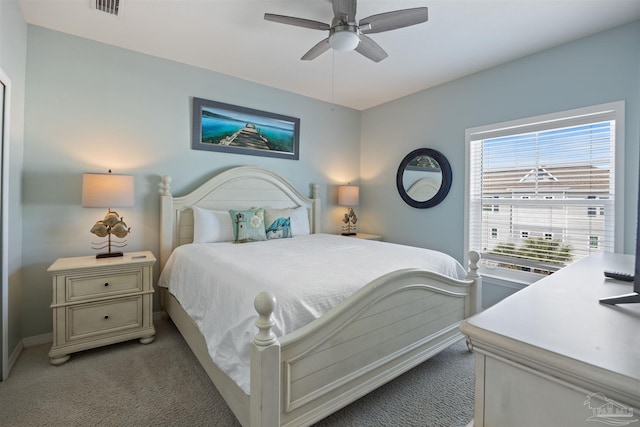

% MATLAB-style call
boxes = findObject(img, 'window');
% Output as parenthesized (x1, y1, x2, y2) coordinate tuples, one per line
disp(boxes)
(587, 195, 597, 217)
(466, 102, 623, 282)
(484, 196, 500, 212)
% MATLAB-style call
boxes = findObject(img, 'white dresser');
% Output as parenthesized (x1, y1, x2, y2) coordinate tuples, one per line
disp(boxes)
(48, 251, 156, 365)
(461, 252, 640, 426)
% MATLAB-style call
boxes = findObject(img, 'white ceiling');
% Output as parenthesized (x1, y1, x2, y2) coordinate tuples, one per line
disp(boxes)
(18, 0, 640, 110)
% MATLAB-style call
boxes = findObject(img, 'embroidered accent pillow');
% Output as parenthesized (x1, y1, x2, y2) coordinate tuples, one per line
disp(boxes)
(264, 208, 292, 239)
(229, 209, 267, 243)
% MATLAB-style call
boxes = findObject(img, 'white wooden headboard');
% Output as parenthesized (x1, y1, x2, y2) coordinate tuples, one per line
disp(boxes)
(159, 166, 321, 268)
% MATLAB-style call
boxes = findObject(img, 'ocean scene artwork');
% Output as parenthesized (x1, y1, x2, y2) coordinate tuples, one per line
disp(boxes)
(192, 97, 300, 160)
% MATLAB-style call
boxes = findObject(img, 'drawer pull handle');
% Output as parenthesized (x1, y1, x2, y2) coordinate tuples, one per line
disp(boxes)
(104, 315, 110, 320)
(104, 282, 109, 287)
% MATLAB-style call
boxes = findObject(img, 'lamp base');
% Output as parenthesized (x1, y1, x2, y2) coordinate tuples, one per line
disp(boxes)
(96, 251, 124, 259)
(341, 232, 357, 236)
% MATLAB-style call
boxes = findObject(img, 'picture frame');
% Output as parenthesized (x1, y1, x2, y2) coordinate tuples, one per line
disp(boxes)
(191, 97, 300, 160)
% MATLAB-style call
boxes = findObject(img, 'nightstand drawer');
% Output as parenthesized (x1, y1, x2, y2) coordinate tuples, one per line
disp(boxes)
(66, 271, 142, 302)
(67, 296, 142, 341)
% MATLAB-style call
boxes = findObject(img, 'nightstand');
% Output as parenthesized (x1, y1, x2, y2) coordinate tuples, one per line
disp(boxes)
(48, 251, 156, 365)
(347, 233, 382, 241)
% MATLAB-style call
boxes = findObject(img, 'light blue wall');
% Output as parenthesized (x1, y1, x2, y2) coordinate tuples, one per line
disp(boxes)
(19, 20, 640, 338)
(22, 26, 361, 337)
(360, 21, 640, 263)
(0, 0, 27, 370)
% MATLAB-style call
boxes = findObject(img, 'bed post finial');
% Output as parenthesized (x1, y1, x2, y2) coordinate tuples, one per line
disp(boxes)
(251, 291, 280, 426)
(160, 175, 172, 196)
(254, 291, 277, 346)
(467, 250, 480, 279)
(467, 250, 482, 315)
(311, 183, 319, 200)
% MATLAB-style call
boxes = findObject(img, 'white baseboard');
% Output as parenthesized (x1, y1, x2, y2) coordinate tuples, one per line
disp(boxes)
(22, 332, 52, 347)
(7, 340, 23, 378)
(3, 313, 169, 380)
(4, 333, 48, 380)
(5, 314, 166, 379)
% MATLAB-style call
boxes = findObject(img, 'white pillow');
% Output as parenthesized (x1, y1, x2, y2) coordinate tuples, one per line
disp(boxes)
(290, 206, 311, 236)
(192, 206, 234, 243)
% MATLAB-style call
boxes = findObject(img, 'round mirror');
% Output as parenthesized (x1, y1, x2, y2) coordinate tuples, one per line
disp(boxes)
(396, 148, 452, 208)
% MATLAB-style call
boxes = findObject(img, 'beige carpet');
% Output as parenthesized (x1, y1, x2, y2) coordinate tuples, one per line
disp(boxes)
(0, 318, 474, 426)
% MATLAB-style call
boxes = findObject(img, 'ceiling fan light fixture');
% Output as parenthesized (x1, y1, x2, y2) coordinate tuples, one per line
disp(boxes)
(330, 30, 360, 51)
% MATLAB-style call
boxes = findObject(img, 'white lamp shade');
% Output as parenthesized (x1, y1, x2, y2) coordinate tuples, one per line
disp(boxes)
(330, 30, 360, 52)
(82, 173, 135, 207)
(338, 185, 359, 206)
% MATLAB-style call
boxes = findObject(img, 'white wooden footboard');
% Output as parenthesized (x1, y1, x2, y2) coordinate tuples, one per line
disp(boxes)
(250, 252, 480, 427)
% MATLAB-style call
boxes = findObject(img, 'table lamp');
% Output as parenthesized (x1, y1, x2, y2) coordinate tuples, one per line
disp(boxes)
(338, 184, 359, 235)
(82, 170, 134, 258)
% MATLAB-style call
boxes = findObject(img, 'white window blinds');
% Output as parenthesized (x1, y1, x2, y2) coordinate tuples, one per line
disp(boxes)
(468, 107, 618, 276)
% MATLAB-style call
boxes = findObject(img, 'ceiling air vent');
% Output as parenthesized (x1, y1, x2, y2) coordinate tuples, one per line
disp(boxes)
(93, 0, 119, 16)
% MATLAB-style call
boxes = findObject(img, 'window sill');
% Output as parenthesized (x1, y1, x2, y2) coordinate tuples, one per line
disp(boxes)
(479, 266, 544, 287)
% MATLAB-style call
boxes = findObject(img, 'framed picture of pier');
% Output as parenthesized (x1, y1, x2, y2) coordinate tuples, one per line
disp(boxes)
(191, 97, 300, 160)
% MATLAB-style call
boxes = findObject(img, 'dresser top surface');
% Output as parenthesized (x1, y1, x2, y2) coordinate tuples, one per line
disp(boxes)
(463, 252, 640, 381)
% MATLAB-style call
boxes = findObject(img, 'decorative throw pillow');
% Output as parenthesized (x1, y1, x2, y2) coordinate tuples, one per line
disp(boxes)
(192, 206, 234, 243)
(290, 206, 311, 235)
(264, 208, 292, 239)
(229, 208, 267, 243)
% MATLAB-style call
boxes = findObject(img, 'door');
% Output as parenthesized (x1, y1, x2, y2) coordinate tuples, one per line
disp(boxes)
(0, 70, 8, 380)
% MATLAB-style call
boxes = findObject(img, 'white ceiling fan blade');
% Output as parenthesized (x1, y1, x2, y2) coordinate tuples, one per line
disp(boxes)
(301, 38, 331, 60)
(355, 35, 388, 62)
(332, 0, 357, 23)
(264, 13, 330, 31)
(359, 7, 428, 34)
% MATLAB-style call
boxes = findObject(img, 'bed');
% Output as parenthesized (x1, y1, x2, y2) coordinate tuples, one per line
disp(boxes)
(158, 166, 481, 427)
(407, 177, 440, 201)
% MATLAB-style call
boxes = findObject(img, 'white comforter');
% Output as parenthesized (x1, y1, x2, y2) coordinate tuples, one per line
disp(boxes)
(158, 233, 467, 394)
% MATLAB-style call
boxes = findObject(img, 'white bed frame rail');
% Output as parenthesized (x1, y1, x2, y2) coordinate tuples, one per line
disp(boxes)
(159, 166, 481, 427)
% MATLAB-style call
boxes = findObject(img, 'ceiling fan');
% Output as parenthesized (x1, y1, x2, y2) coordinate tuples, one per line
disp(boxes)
(264, 0, 428, 63)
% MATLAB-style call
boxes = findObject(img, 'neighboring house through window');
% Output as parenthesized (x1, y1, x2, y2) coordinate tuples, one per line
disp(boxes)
(465, 101, 624, 284)
(587, 195, 597, 217)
